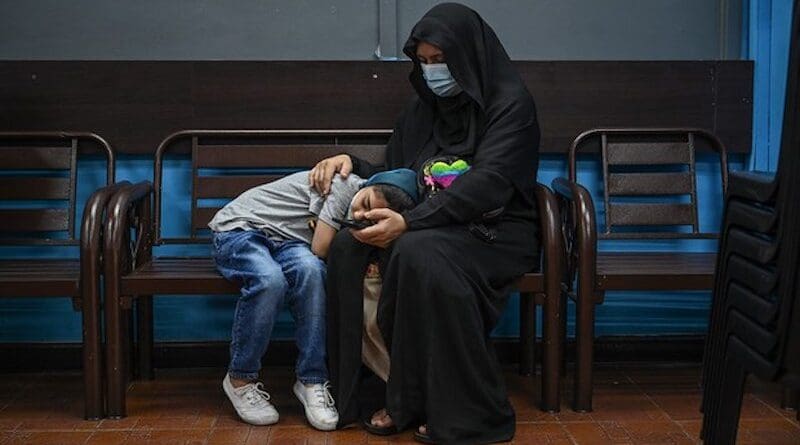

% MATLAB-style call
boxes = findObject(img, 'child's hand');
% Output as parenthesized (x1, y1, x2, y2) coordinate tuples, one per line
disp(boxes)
(351, 208, 407, 248)
(309, 154, 353, 196)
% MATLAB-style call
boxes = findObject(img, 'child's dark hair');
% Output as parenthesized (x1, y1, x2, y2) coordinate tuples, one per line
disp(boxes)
(373, 184, 417, 212)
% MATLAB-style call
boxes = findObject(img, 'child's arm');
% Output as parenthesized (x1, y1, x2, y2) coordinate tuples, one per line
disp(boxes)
(310, 220, 337, 259)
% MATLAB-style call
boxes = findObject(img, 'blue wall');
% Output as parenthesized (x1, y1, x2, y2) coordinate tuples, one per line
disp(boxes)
(0, 0, 794, 343)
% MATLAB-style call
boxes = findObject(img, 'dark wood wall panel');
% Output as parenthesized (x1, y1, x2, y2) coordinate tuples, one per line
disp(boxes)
(0, 61, 753, 154)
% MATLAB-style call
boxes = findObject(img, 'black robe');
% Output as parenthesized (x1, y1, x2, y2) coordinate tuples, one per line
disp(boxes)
(327, 4, 541, 444)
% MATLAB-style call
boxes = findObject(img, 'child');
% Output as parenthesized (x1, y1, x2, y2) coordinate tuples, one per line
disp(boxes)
(208, 168, 419, 430)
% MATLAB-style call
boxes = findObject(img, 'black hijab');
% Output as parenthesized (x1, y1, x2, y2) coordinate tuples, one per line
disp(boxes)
(396, 2, 539, 197)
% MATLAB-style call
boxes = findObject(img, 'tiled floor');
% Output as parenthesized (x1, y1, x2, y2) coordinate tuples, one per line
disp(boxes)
(0, 364, 797, 444)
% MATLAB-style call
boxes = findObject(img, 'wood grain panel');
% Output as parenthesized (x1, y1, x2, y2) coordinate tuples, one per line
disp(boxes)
(607, 172, 693, 195)
(196, 175, 282, 199)
(0, 61, 753, 154)
(0, 147, 72, 169)
(607, 203, 694, 226)
(0, 177, 70, 199)
(0, 209, 69, 232)
(195, 144, 385, 168)
(606, 142, 690, 165)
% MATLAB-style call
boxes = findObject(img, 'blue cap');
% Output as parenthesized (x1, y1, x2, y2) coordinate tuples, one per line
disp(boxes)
(362, 168, 420, 204)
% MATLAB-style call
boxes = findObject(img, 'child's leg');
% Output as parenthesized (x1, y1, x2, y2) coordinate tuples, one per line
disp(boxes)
(272, 241, 328, 384)
(212, 230, 288, 381)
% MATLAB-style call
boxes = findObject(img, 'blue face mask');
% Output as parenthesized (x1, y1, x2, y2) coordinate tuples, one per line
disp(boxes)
(420, 63, 463, 97)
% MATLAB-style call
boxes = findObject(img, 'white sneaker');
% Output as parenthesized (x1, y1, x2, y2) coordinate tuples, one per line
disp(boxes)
(222, 373, 279, 426)
(293, 380, 339, 431)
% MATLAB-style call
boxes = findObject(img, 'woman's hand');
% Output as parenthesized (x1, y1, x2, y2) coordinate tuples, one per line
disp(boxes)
(351, 208, 408, 248)
(309, 154, 353, 195)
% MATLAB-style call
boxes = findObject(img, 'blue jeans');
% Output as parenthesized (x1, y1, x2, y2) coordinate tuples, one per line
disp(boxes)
(212, 229, 328, 384)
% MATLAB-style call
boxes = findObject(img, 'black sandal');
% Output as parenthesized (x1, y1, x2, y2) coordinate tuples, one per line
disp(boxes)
(413, 428, 437, 444)
(362, 418, 398, 436)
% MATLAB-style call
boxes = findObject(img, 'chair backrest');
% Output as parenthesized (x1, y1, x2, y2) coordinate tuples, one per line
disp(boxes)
(568, 128, 728, 240)
(153, 129, 389, 245)
(0, 132, 114, 246)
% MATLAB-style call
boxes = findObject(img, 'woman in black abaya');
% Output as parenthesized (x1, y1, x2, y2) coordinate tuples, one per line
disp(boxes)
(310, 3, 540, 443)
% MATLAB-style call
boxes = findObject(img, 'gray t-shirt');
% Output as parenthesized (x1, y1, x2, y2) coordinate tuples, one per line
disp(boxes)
(207, 171, 365, 244)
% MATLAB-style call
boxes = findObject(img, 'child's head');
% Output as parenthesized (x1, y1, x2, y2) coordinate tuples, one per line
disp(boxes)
(350, 169, 419, 219)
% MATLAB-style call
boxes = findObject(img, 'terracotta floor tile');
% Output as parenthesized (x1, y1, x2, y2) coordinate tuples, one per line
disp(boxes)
(0, 431, 13, 445)
(675, 420, 701, 440)
(736, 418, 800, 444)
(1, 364, 798, 444)
(616, 420, 694, 444)
(215, 415, 254, 429)
(564, 421, 627, 445)
(589, 393, 670, 422)
(596, 421, 637, 442)
(122, 429, 210, 445)
(647, 393, 703, 421)
(242, 427, 272, 445)
(96, 417, 141, 430)
(327, 427, 369, 444)
(267, 425, 327, 445)
(134, 416, 203, 430)
(0, 420, 20, 432)
(85, 430, 132, 445)
(17, 417, 101, 431)
(513, 423, 572, 444)
(207, 427, 252, 445)
(364, 429, 419, 444)
(4, 431, 92, 445)
(509, 394, 559, 422)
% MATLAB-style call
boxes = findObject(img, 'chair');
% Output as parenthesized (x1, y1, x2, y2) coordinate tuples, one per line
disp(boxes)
(552, 128, 728, 411)
(0, 132, 120, 419)
(701, 1, 800, 442)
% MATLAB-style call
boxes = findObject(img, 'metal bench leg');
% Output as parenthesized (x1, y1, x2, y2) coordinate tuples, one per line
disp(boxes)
(126, 306, 136, 380)
(105, 287, 127, 418)
(81, 289, 104, 420)
(560, 296, 568, 378)
(573, 288, 595, 412)
(137, 295, 155, 380)
(540, 286, 561, 412)
(519, 292, 536, 376)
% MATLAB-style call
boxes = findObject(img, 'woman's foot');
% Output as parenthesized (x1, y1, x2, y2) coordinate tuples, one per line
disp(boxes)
(414, 425, 436, 444)
(362, 408, 398, 435)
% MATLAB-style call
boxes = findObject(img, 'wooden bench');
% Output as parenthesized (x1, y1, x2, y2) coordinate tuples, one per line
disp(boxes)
(0, 132, 120, 419)
(101, 129, 563, 417)
(552, 128, 728, 412)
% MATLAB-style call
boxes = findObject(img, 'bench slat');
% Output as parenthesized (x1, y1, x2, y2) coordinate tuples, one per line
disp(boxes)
(0, 177, 71, 200)
(0, 209, 69, 232)
(194, 207, 221, 230)
(0, 147, 73, 169)
(0, 259, 79, 296)
(196, 175, 283, 199)
(606, 142, 690, 165)
(607, 172, 693, 196)
(595, 252, 716, 290)
(196, 144, 385, 168)
(607, 203, 694, 226)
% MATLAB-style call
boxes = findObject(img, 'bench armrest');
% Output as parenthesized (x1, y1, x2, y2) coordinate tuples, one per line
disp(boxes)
(532, 183, 563, 286)
(105, 181, 155, 282)
(79, 181, 132, 297)
(551, 177, 598, 300)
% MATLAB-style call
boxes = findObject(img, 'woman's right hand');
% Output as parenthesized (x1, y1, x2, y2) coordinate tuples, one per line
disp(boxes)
(309, 154, 353, 196)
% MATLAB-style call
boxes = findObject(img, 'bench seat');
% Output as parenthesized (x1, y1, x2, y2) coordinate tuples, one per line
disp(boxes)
(123, 257, 547, 296)
(0, 259, 81, 297)
(122, 258, 237, 295)
(595, 252, 716, 291)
